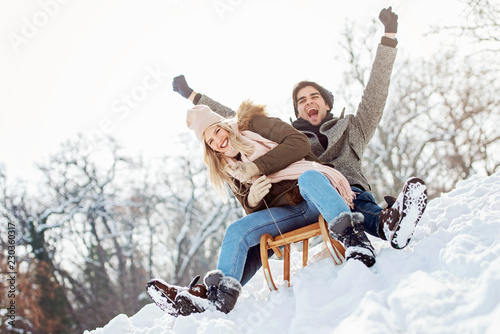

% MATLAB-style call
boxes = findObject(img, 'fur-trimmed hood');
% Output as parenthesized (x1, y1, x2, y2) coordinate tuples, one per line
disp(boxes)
(236, 100, 268, 132)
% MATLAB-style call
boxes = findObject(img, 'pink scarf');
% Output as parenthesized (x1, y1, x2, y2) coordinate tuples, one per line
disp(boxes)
(223, 123, 355, 208)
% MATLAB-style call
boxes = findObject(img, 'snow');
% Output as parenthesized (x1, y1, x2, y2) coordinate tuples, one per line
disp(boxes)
(85, 173, 500, 334)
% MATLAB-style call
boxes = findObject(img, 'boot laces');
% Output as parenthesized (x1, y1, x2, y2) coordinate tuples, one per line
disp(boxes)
(207, 285, 218, 302)
(342, 226, 370, 248)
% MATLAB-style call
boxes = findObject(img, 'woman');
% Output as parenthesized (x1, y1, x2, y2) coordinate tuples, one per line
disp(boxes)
(147, 101, 375, 317)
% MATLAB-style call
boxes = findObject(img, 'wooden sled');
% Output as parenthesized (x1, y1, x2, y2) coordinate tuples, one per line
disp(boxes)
(260, 215, 346, 291)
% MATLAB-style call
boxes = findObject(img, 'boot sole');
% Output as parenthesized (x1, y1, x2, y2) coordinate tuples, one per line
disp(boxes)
(146, 281, 179, 316)
(390, 177, 427, 249)
(346, 246, 376, 267)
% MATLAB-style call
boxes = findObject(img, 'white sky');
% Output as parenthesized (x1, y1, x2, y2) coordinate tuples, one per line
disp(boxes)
(0, 0, 464, 183)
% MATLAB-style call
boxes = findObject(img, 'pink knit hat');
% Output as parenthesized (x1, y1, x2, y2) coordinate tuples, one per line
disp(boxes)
(186, 105, 225, 141)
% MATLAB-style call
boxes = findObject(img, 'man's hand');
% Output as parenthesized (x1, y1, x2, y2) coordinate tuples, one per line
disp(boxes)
(230, 162, 260, 183)
(247, 175, 272, 208)
(379, 6, 398, 34)
(172, 75, 194, 99)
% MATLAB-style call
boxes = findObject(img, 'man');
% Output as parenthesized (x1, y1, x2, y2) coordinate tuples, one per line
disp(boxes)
(172, 7, 427, 251)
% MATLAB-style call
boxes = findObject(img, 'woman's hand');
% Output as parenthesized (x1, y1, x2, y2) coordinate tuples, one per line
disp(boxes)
(172, 75, 197, 101)
(247, 175, 272, 208)
(230, 162, 260, 183)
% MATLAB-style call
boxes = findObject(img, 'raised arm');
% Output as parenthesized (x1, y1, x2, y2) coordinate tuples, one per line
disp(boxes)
(172, 75, 236, 118)
(351, 7, 398, 146)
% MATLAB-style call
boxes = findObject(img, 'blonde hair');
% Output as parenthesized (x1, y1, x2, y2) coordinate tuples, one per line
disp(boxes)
(203, 121, 254, 199)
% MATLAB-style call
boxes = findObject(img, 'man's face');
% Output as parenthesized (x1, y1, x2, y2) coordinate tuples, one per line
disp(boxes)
(296, 86, 330, 126)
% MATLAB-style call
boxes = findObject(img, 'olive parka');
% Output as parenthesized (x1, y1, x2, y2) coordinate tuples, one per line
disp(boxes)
(223, 102, 322, 215)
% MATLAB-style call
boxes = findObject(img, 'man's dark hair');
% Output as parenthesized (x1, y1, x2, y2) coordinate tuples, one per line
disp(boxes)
(292, 81, 334, 117)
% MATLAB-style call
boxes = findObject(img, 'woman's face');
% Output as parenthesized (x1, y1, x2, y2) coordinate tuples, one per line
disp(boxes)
(204, 124, 231, 153)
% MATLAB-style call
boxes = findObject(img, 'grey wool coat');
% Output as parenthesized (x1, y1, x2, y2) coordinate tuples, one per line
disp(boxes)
(194, 42, 397, 192)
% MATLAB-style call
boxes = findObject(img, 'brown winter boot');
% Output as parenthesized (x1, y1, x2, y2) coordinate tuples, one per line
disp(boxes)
(175, 270, 242, 316)
(146, 275, 207, 316)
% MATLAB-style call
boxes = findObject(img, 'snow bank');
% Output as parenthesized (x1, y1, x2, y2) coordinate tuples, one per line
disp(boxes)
(85, 173, 500, 334)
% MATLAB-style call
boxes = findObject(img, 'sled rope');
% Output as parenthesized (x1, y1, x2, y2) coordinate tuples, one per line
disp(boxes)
(264, 199, 301, 269)
(263, 199, 286, 243)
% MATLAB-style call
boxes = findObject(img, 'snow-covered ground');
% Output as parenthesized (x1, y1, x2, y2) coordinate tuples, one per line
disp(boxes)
(85, 173, 500, 334)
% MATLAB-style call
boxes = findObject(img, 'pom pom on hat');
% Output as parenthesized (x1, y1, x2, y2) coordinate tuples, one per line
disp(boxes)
(186, 105, 225, 141)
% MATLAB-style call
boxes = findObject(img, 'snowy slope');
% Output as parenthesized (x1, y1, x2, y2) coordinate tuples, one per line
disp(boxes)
(85, 173, 500, 334)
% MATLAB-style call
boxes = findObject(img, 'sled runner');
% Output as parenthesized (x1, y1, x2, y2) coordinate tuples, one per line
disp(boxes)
(260, 215, 345, 290)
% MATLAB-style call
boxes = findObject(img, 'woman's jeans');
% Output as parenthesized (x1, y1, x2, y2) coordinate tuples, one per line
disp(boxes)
(217, 170, 351, 285)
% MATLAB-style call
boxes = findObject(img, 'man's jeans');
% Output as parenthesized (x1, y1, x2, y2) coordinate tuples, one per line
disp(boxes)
(217, 170, 351, 286)
(351, 186, 383, 238)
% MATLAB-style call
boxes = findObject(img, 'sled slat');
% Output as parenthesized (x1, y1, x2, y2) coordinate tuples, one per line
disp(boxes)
(260, 215, 346, 291)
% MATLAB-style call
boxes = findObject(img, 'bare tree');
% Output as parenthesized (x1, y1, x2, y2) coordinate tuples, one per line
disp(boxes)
(1, 165, 80, 332)
(1, 133, 244, 331)
(141, 135, 243, 285)
(335, 20, 500, 201)
(1, 135, 151, 331)
(434, 0, 500, 52)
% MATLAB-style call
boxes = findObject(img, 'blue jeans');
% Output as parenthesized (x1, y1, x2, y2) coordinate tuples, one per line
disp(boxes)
(351, 186, 383, 238)
(217, 170, 351, 285)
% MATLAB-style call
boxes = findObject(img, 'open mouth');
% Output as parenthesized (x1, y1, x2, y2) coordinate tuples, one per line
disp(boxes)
(307, 107, 319, 120)
(220, 138, 228, 149)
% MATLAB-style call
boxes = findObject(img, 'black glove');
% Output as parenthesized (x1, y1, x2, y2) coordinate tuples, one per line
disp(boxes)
(379, 6, 398, 33)
(172, 75, 193, 99)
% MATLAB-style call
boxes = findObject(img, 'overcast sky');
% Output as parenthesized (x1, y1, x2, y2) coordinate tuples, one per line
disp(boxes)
(0, 0, 464, 183)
